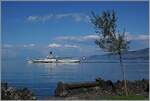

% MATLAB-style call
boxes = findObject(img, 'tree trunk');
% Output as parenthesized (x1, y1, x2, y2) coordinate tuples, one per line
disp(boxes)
(119, 52, 128, 96)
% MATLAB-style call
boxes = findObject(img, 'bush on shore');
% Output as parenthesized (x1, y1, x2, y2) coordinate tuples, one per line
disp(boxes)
(1, 83, 36, 100)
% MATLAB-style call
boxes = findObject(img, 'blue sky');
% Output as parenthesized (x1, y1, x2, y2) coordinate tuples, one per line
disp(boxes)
(2, 1, 149, 58)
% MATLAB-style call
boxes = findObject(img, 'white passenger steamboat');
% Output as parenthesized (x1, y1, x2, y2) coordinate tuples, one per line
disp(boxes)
(28, 52, 80, 63)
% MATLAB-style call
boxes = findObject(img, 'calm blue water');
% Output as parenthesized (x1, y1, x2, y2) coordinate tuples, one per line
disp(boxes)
(2, 58, 149, 99)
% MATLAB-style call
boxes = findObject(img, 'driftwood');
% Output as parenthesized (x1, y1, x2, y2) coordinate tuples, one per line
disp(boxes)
(55, 78, 149, 97)
(65, 82, 99, 89)
(55, 80, 100, 97)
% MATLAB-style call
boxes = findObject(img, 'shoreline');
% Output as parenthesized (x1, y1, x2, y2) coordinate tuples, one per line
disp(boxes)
(2, 78, 149, 100)
(47, 77, 149, 100)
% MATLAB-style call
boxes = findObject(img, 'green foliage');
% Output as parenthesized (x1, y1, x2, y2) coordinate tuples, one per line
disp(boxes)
(91, 10, 130, 96)
(91, 10, 130, 54)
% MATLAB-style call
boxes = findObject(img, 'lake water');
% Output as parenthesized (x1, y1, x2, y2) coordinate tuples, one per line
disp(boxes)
(1, 58, 149, 99)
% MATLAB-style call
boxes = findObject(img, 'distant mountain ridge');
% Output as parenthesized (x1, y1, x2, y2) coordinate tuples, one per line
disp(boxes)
(88, 48, 149, 60)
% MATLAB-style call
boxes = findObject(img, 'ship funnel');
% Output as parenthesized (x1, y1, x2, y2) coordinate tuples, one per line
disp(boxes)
(50, 51, 52, 55)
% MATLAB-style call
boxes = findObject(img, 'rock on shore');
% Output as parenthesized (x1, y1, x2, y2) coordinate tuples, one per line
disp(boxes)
(1, 83, 36, 100)
(52, 78, 149, 100)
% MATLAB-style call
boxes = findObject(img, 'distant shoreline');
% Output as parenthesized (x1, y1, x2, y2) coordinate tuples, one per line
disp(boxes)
(81, 61, 149, 63)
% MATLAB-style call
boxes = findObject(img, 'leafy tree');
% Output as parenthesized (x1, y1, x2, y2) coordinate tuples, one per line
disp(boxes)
(90, 10, 130, 96)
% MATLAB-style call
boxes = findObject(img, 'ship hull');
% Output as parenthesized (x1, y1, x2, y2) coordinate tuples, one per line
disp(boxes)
(28, 59, 80, 63)
(30, 59, 57, 63)
(57, 59, 80, 63)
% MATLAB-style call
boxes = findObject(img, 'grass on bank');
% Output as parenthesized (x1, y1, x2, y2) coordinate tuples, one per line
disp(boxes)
(104, 95, 147, 100)
(76, 95, 148, 100)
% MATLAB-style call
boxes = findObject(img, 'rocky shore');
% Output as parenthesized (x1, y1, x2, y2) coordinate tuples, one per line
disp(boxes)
(1, 78, 149, 100)
(48, 78, 149, 100)
(1, 83, 36, 100)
